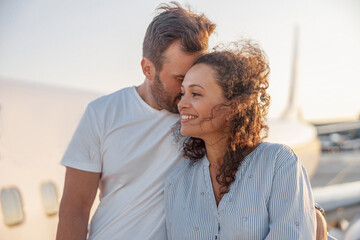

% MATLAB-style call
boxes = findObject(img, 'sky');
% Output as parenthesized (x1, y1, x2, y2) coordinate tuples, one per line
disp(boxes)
(0, 0, 359, 122)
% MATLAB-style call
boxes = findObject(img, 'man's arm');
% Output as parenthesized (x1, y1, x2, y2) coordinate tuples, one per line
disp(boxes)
(56, 167, 101, 240)
(315, 207, 328, 240)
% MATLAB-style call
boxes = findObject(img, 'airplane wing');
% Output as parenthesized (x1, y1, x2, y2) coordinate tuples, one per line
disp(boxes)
(316, 121, 360, 135)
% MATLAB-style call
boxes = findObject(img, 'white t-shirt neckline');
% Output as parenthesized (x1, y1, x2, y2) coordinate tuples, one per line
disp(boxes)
(131, 85, 176, 116)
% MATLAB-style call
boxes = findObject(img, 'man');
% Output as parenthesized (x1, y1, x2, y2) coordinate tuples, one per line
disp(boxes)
(56, 2, 330, 240)
(56, 3, 215, 239)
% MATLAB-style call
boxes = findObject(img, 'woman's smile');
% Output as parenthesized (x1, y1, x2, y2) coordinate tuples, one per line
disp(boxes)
(180, 113, 198, 123)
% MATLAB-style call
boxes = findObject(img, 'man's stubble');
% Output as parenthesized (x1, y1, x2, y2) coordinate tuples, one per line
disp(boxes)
(151, 73, 180, 114)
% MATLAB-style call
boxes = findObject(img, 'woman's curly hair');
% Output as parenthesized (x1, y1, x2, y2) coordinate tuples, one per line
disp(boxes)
(180, 40, 271, 195)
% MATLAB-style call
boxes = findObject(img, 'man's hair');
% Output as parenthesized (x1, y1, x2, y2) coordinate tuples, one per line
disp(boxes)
(143, 2, 216, 71)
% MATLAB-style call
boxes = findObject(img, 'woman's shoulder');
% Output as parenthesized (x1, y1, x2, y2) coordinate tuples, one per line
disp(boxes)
(259, 142, 296, 155)
(255, 142, 299, 167)
(165, 158, 201, 186)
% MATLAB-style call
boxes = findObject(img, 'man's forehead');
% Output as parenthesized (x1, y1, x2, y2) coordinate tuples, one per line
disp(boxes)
(165, 48, 207, 58)
(163, 51, 203, 68)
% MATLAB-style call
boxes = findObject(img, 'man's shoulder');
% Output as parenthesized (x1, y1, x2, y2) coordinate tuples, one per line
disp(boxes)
(88, 86, 134, 110)
(80, 86, 136, 125)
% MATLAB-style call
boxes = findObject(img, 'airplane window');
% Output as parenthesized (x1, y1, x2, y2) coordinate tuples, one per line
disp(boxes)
(40, 181, 59, 216)
(0, 187, 25, 226)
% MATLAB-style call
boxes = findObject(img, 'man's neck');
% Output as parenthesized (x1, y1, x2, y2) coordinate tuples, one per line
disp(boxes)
(136, 80, 162, 110)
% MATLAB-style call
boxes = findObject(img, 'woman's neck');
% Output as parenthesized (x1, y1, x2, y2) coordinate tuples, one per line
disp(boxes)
(203, 134, 229, 206)
(203, 134, 228, 169)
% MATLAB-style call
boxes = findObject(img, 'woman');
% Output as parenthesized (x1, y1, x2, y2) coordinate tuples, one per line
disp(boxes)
(165, 41, 316, 239)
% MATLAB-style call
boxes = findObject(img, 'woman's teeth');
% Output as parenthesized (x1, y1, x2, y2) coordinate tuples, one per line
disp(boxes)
(181, 115, 197, 119)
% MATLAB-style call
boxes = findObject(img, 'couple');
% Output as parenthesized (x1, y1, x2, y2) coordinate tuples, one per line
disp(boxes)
(56, 3, 322, 240)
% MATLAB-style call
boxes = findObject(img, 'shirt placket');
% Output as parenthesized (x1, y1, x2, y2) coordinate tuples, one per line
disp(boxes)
(215, 215, 221, 240)
(216, 168, 243, 240)
(217, 189, 231, 240)
(203, 164, 227, 240)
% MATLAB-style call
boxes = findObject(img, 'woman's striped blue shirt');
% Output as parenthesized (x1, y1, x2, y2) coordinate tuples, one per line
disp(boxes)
(164, 142, 316, 240)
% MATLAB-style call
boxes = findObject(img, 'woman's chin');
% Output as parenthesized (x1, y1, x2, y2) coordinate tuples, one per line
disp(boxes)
(180, 128, 196, 137)
(180, 128, 201, 139)
(180, 128, 190, 137)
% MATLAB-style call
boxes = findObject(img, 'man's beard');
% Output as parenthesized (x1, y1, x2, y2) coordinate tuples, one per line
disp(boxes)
(150, 73, 180, 114)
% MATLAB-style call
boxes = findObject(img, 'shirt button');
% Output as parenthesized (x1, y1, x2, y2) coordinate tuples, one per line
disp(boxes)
(295, 222, 300, 226)
(194, 227, 199, 231)
(201, 192, 205, 196)
(249, 175, 253, 179)
(243, 216, 248, 221)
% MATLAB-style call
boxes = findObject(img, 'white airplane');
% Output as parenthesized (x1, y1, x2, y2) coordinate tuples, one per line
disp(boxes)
(0, 29, 322, 239)
(313, 181, 360, 240)
(0, 79, 101, 239)
(317, 121, 360, 136)
(265, 26, 321, 177)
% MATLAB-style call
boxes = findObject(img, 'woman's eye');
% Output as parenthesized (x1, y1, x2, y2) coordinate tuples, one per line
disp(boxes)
(180, 92, 184, 97)
(192, 92, 201, 97)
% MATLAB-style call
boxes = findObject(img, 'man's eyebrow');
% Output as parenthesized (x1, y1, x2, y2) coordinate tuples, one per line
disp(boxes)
(181, 84, 205, 89)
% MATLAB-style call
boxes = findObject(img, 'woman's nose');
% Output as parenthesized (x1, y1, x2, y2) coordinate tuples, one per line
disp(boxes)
(177, 95, 189, 111)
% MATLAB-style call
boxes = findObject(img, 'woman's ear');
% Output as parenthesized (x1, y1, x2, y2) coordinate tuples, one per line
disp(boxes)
(141, 58, 156, 81)
(226, 114, 231, 122)
(224, 105, 232, 122)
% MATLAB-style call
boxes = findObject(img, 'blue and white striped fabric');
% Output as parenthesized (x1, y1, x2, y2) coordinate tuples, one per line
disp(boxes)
(164, 142, 316, 240)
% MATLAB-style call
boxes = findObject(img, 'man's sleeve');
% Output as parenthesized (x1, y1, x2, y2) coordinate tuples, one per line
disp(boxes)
(61, 104, 102, 173)
(265, 146, 316, 239)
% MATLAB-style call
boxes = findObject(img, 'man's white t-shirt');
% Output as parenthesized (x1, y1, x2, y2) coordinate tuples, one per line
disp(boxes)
(61, 86, 182, 239)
